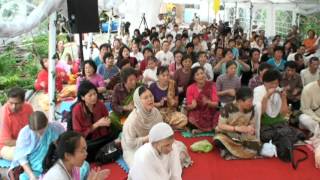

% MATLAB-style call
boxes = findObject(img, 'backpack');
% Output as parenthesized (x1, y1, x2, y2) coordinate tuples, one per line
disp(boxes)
(261, 123, 308, 169)
(274, 136, 308, 169)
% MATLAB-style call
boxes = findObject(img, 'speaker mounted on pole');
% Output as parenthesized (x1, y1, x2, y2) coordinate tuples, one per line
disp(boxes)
(67, 0, 100, 33)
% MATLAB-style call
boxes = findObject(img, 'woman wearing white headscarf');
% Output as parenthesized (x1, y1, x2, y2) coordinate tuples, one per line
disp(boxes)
(121, 86, 163, 167)
(129, 122, 182, 180)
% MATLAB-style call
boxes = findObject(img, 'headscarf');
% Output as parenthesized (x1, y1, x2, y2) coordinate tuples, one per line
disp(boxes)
(149, 122, 174, 143)
(133, 86, 163, 131)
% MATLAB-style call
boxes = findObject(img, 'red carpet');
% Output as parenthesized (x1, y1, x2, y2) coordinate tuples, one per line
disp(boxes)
(100, 133, 320, 180)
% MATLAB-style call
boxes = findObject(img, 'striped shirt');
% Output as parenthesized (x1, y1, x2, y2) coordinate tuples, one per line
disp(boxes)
(216, 74, 241, 104)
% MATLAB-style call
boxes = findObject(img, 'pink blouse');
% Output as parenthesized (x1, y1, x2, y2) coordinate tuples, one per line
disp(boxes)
(169, 63, 182, 77)
(186, 82, 219, 105)
(76, 73, 105, 88)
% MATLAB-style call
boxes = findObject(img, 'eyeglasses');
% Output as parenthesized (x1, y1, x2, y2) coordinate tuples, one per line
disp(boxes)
(76, 148, 87, 154)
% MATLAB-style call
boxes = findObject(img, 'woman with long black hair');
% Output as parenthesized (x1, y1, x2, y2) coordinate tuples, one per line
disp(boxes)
(71, 80, 120, 162)
(43, 131, 109, 180)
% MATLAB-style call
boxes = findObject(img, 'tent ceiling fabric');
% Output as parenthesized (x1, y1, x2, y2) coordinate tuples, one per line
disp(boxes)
(0, 0, 65, 38)
(0, 0, 160, 38)
(0, 0, 320, 38)
(163, 0, 320, 4)
(219, 0, 319, 4)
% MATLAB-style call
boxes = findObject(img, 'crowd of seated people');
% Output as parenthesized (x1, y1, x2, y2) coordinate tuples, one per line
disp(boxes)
(2, 19, 320, 180)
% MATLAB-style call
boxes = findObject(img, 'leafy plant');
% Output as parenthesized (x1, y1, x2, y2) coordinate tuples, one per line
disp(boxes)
(0, 34, 48, 104)
(300, 13, 320, 39)
(24, 34, 49, 59)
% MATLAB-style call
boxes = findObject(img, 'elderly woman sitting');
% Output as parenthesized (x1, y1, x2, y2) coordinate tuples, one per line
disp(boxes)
(121, 86, 163, 167)
(214, 87, 260, 160)
(121, 87, 191, 168)
(149, 66, 187, 129)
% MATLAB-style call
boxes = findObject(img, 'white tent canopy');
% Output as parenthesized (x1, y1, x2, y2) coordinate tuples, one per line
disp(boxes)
(223, 0, 320, 15)
(1, 0, 320, 38)
(161, 0, 319, 37)
(0, 0, 161, 38)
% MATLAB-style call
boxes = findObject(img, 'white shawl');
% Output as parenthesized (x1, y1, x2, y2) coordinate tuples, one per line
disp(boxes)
(253, 85, 282, 140)
(129, 143, 182, 180)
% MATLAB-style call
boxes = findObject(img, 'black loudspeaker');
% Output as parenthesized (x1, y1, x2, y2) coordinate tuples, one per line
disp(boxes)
(67, 0, 100, 33)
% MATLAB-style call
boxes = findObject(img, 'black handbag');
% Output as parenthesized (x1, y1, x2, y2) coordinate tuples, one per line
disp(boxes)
(274, 136, 308, 169)
(94, 141, 122, 164)
(261, 123, 307, 169)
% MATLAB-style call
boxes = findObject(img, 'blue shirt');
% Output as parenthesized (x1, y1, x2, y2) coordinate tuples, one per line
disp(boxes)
(93, 56, 103, 67)
(232, 48, 239, 59)
(97, 64, 119, 80)
(267, 58, 286, 72)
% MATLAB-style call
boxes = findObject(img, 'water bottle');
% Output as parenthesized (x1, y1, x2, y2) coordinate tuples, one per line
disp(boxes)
(286, 103, 292, 121)
(180, 98, 187, 115)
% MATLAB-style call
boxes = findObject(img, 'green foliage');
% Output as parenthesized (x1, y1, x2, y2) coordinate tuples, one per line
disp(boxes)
(24, 34, 49, 59)
(0, 34, 49, 104)
(275, 10, 292, 38)
(0, 89, 8, 105)
(300, 13, 320, 39)
(0, 51, 16, 74)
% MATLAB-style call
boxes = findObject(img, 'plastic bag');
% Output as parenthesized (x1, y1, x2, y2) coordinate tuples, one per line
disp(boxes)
(190, 140, 213, 153)
(260, 140, 277, 157)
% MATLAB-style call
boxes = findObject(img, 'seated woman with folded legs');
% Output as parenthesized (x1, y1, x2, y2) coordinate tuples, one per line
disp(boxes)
(34, 57, 68, 93)
(173, 55, 193, 104)
(186, 67, 220, 134)
(150, 66, 187, 129)
(110, 67, 139, 128)
(214, 87, 260, 160)
(43, 131, 110, 180)
(76, 61, 106, 94)
(121, 86, 163, 167)
(10, 111, 65, 180)
(71, 80, 120, 162)
(122, 87, 191, 168)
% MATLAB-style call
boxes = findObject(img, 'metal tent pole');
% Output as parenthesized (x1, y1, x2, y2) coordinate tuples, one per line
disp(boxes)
(48, 12, 57, 121)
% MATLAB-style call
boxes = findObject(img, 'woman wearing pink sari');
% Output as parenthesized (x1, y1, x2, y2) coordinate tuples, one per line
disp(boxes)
(186, 67, 220, 133)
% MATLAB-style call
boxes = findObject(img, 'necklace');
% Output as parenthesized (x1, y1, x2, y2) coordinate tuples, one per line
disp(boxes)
(157, 82, 168, 90)
(57, 160, 72, 180)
